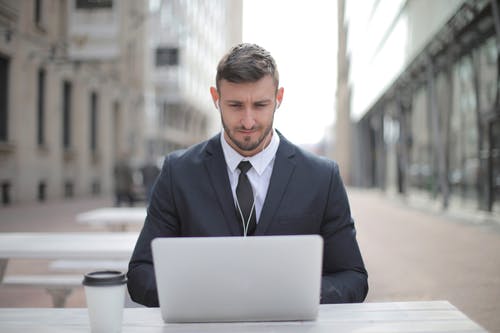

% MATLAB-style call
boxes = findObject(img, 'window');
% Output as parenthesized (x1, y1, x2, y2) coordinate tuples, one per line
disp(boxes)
(37, 68, 46, 146)
(1, 181, 10, 205)
(479, 37, 497, 113)
(64, 181, 74, 198)
(76, 0, 113, 9)
(91, 180, 101, 195)
(155, 47, 179, 67)
(0, 55, 9, 142)
(38, 181, 46, 202)
(409, 87, 433, 191)
(161, 102, 168, 127)
(90, 91, 98, 152)
(491, 119, 500, 212)
(34, 0, 43, 26)
(112, 101, 122, 158)
(449, 56, 479, 201)
(62, 81, 72, 149)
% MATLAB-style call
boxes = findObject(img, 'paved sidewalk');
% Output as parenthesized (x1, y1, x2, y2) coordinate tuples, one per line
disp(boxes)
(0, 196, 140, 309)
(349, 188, 500, 332)
(0, 196, 115, 232)
(0, 190, 499, 331)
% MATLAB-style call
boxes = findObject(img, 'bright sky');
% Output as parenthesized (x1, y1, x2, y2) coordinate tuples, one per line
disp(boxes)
(242, 0, 338, 145)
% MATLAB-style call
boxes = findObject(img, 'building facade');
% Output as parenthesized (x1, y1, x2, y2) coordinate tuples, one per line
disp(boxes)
(333, 0, 352, 184)
(340, 0, 500, 214)
(0, 0, 148, 204)
(145, 0, 242, 158)
(0, 0, 243, 205)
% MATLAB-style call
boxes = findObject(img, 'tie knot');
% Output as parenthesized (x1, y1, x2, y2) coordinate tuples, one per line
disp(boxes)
(237, 161, 252, 174)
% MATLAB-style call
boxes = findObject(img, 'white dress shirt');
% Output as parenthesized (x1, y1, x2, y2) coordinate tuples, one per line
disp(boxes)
(220, 129, 280, 223)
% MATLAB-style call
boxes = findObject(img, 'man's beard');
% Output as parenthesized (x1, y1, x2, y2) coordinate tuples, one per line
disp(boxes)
(221, 117, 273, 153)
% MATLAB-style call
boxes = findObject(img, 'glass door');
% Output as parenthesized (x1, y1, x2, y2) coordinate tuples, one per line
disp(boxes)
(490, 117, 500, 212)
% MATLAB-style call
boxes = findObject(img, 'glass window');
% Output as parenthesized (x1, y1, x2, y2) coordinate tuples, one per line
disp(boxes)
(409, 87, 433, 191)
(491, 119, 500, 212)
(0, 55, 9, 142)
(37, 68, 46, 146)
(90, 91, 98, 152)
(449, 56, 479, 201)
(34, 0, 43, 26)
(479, 37, 497, 113)
(62, 80, 72, 149)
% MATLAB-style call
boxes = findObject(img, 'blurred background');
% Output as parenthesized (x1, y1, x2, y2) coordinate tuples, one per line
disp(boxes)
(0, 0, 499, 331)
(0, 0, 498, 215)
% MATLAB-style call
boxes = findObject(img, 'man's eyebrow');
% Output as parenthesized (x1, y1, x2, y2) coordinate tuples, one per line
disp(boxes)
(254, 99, 272, 104)
(223, 98, 273, 105)
(225, 99, 272, 103)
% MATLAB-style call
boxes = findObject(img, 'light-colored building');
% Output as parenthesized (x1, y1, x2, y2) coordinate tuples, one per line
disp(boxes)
(0, 0, 243, 205)
(144, 0, 242, 158)
(333, 0, 351, 184)
(0, 0, 148, 204)
(340, 0, 500, 214)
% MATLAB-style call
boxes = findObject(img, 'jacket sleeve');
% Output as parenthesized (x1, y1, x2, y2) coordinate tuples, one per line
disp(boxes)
(127, 155, 180, 307)
(319, 161, 368, 303)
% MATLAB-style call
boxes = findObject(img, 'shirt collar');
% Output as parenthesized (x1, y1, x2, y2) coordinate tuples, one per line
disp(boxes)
(220, 129, 280, 175)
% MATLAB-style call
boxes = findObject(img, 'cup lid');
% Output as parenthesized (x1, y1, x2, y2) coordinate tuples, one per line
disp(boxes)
(82, 270, 127, 286)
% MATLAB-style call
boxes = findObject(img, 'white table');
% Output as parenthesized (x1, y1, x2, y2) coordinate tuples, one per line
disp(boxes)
(76, 207, 147, 231)
(0, 232, 138, 281)
(0, 232, 138, 307)
(0, 301, 486, 332)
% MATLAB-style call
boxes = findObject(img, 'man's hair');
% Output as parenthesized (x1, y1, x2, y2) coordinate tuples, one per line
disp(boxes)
(215, 43, 279, 91)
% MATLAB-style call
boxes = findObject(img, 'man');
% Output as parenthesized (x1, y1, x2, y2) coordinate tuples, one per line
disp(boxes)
(113, 153, 134, 207)
(127, 43, 368, 306)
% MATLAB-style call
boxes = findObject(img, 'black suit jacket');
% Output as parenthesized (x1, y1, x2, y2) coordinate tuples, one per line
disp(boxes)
(128, 132, 368, 306)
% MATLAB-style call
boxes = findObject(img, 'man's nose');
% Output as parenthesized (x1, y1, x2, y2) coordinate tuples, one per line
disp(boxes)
(240, 108, 256, 129)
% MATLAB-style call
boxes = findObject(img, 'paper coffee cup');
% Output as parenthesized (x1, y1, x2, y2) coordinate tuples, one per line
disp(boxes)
(83, 270, 127, 333)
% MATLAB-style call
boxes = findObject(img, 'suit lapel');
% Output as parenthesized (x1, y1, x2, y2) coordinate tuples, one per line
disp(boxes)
(203, 135, 240, 236)
(255, 136, 296, 235)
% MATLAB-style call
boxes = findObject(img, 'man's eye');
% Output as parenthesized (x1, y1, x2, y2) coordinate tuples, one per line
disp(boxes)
(255, 104, 268, 108)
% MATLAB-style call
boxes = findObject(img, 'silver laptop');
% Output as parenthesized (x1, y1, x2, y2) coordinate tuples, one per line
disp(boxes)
(151, 235, 323, 323)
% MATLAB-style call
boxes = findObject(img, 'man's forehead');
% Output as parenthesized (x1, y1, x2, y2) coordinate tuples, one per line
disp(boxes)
(218, 76, 277, 97)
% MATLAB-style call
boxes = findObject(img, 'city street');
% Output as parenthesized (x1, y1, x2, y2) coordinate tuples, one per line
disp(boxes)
(350, 188, 500, 332)
(0, 189, 499, 332)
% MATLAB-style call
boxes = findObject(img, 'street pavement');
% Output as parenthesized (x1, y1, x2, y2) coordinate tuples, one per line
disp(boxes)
(349, 188, 500, 332)
(0, 189, 499, 332)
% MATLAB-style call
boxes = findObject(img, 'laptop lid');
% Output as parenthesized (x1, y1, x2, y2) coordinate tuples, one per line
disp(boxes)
(151, 235, 323, 323)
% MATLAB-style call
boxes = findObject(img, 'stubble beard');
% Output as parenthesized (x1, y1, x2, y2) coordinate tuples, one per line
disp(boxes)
(221, 117, 273, 153)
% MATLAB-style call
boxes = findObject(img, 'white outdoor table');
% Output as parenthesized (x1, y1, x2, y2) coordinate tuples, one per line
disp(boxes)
(0, 232, 138, 281)
(0, 301, 486, 332)
(76, 207, 147, 231)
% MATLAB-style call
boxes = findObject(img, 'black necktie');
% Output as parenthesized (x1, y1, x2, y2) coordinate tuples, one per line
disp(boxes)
(236, 161, 256, 236)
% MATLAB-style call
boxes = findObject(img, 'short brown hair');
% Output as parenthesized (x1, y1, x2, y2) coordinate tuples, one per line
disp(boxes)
(215, 43, 279, 91)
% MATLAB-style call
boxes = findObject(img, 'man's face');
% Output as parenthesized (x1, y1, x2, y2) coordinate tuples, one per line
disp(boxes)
(210, 75, 284, 157)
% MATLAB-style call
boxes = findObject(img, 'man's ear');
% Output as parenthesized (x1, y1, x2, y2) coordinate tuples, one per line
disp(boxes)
(210, 86, 219, 109)
(276, 87, 284, 108)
